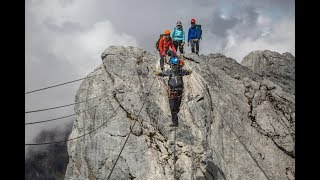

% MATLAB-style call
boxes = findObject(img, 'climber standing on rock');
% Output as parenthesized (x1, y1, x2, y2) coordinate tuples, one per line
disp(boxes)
(156, 30, 177, 72)
(156, 57, 192, 127)
(187, 18, 202, 55)
(171, 21, 185, 55)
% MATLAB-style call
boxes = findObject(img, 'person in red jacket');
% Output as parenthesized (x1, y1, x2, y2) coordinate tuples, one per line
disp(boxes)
(159, 29, 177, 71)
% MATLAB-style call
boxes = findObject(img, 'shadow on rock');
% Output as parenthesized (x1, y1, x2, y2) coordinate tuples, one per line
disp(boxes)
(196, 161, 226, 180)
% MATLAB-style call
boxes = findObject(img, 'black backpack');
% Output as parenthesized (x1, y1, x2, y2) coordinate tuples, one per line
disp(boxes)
(168, 70, 184, 90)
(196, 24, 202, 39)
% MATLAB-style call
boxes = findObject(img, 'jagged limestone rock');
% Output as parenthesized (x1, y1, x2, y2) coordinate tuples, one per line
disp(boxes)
(65, 46, 295, 180)
(241, 50, 295, 95)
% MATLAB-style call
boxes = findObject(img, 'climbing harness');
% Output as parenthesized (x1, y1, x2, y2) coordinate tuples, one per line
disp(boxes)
(167, 86, 183, 99)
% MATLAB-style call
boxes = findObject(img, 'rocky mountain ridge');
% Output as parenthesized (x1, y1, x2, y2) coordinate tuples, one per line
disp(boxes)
(64, 46, 295, 180)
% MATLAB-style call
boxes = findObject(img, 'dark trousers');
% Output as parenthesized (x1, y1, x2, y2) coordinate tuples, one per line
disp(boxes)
(159, 50, 177, 69)
(190, 39, 199, 54)
(168, 91, 183, 124)
(173, 40, 184, 54)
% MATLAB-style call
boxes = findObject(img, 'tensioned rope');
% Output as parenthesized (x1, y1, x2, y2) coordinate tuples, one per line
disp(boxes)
(25, 90, 107, 114)
(25, 82, 153, 125)
(185, 62, 271, 180)
(25, 73, 103, 94)
(106, 76, 156, 180)
(25, 106, 119, 145)
(25, 76, 136, 146)
(25, 103, 100, 125)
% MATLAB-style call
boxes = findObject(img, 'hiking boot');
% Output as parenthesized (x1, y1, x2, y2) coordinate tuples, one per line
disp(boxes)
(169, 122, 178, 127)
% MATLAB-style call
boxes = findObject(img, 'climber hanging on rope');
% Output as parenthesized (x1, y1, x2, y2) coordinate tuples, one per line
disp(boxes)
(155, 56, 192, 127)
(156, 29, 177, 72)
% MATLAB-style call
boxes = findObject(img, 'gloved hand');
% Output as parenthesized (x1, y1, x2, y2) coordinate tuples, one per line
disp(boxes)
(180, 42, 184, 46)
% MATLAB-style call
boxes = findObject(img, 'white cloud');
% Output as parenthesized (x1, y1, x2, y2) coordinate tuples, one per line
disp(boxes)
(257, 14, 272, 25)
(28, 0, 96, 27)
(27, 0, 139, 76)
(223, 17, 295, 61)
(225, 30, 236, 49)
(49, 20, 138, 75)
(26, 0, 139, 143)
(25, 19, 138, 141)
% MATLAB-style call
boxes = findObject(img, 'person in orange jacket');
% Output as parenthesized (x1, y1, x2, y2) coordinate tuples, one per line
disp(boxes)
(159, 29, 177, 71)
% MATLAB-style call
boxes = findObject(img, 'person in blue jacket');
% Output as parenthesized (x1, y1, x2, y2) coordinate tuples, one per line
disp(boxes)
(187, 18, 201, 55)
(171, 21, 185, 54)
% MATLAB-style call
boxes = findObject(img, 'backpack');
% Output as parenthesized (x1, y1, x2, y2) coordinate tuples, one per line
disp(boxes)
(155, 34, 171, 51)
(196, 24, 202, 39)
(168, 70, 184, 90)
(156, 34, 164, 51)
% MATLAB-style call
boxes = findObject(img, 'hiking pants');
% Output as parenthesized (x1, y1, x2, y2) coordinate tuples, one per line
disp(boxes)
(159, 50, 177, 69)
(168, 91, 183, 124)
(190, 39, 199, 54)
(173, 40, 184, 54)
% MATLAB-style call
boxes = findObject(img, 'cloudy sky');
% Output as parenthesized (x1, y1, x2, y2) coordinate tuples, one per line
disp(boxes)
(25, 0, 295, 144)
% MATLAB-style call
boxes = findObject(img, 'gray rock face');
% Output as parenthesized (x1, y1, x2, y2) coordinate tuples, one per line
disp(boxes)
(65, 46, 295, 180)
(241, 50, 295, 94)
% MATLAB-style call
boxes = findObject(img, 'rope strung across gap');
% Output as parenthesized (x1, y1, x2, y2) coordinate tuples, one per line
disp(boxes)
(106, 77, 156, 180)
(26, 112, 76, 125)
(25, 86, 148, 125)
(24, 103, 120, 146)
(25, 78, 136, 146)
(25, 104, 100, 125)
(25, 73, 103, 94)
(25, 90, 108, 114)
